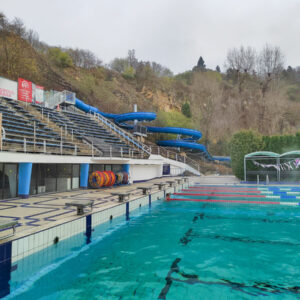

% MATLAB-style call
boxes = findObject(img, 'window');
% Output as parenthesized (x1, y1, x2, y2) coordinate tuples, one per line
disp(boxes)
(30, 164, 38, 195)
(41, 164, 57, 193)
(72, 164, 80, 189)
(0, 163, 3, 199)
(3, 164, 17, 198)
(112, 164, 122, 172)
(91, 164, 104, 172)
(57, 164, 72, 192)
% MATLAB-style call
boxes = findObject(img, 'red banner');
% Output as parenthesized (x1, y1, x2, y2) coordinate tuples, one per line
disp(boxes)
(18, 78, 32, 103)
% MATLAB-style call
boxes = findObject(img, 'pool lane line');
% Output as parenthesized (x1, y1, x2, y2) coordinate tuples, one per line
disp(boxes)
(182, 189, 262, 194)
(175, 192, 267, 198)
(167, 198, 300, 206)
(188, 186, 261, 193)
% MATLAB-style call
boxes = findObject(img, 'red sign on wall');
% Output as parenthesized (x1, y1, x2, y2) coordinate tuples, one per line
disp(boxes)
(18, 78, 32, 103)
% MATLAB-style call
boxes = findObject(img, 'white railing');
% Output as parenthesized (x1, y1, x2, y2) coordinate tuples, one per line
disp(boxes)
(91, 112, 152, 155)
(44, 90, 76, 109)
(91, 112, 200, 171)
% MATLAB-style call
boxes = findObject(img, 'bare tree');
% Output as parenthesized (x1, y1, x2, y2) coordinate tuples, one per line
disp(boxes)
(26, 29, 40, 49)
(151, 61, 173, 77)
(127, 49, 138, 69)
(67, 48, 102, 69)
(225, 46, 256, 73)
(0, 12, 8, 31)
(257, 44, 284, 77)
(9, 17, 26, 38)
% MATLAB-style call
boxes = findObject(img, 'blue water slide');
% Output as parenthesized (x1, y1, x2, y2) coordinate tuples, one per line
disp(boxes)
(75, 98, 230, 161)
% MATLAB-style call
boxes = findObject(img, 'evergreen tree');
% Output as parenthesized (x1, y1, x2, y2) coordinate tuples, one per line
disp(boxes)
(216, 65, 221, 73)
(197, 56, 206, 70)
(193, 56, 206, 71)
(181, 101, 192, 118)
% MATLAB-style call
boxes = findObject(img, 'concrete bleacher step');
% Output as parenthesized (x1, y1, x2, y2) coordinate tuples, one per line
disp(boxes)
(21, 102, 102, 156)
(62, 110, 147, 158)
(0, 99, 98, 156)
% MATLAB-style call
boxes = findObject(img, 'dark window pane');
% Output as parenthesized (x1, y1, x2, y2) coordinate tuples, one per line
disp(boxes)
(105, 165, 112, 171)
(72, 164, 79, 189)
(0, 163, 3, 199)
(30, 164, 37, 195)
(3, 164, 17, 198)
(112, 165, 122, 172)
(41, 164, 57, 193)
(92, 164, 104, 172)
(57, 164, 72, 191)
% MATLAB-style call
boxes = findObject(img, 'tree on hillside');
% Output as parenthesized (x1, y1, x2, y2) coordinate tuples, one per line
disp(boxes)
(127, 49, 139, 69)
(9, 17, 26, 38)
(193, 56, 206, 71)
(67, 48, 102, 69)
(110, 57, 129, 73)
(225, 46, 256, 73)
(151, 61, 173, 77)
(48, 47, 73, 68)
(257, 44, 284, 77)
(181, 101, 192, 118)
(216, 65, 221, 73)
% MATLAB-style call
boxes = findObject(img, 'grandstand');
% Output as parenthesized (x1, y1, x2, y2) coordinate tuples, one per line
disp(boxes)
(0, 76, 201, 200)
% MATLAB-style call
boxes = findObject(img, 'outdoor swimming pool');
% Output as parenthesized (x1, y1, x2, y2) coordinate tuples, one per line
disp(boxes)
(5, 185, 300, 299)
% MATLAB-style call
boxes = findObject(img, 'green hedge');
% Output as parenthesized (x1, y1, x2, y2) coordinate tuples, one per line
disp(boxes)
(229, 131, 300, 179)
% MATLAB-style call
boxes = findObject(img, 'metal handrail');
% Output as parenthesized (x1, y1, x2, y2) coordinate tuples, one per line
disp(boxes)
(150, 145, 200, 171)
(92, 112, 151, 155)
(92, 112, 200, 171)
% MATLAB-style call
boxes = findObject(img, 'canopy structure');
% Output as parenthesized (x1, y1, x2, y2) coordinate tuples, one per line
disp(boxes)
(244, 151, 300, 182)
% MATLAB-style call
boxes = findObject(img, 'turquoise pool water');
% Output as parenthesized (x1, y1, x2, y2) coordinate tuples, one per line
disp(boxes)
(7, 198, 300, 299)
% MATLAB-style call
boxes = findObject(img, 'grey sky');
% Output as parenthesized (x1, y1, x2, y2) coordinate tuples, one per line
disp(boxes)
(1, 0, 300, 73)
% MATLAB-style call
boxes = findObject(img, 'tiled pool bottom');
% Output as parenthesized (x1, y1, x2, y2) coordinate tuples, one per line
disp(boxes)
(4, 195, 300, 299)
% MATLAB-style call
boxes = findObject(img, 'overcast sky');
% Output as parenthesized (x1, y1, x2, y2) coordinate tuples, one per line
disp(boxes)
(1, 0, 300, 74)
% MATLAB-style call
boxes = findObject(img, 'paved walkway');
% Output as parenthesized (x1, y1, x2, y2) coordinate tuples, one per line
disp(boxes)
(0, 177, 191, 241)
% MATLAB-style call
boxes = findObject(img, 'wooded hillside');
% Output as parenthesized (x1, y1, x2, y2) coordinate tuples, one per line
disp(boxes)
(0, 13, 299, 156)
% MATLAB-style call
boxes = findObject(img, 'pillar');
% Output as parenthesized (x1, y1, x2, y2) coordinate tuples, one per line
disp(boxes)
(18, 162, 32, 198)
(80, 163, 89, 188)
(122, 164, 131, 184)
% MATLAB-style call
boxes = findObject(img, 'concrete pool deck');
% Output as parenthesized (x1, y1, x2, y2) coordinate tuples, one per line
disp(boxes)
(0, 176, 198, 243)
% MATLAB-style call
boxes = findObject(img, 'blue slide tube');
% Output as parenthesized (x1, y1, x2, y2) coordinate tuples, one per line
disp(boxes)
(75, 98, 230, 161)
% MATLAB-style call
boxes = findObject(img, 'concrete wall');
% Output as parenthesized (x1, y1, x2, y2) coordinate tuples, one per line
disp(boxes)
(130, 164, 162, 182)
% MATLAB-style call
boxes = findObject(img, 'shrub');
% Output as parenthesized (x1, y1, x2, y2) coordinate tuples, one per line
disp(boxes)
(181, 101, 191, 118)
(48, 47, 73, 68)
(122, 66, 136, 80)
(229, 130, 263, 179)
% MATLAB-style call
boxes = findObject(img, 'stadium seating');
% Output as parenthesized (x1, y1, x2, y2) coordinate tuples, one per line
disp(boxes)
(0, 98, 145, 157)
(0, 98, 77, 154)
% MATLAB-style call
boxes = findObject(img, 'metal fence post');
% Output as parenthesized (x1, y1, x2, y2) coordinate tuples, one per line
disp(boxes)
(23, 138, 26, 153)
(121, 147, 123, 157)
(43, 140, 46, 153)
(60, 141, 63, 155)
(110, 146, 112, 158)
(33, 121, 36, 151)
(74, 144, 77, 156)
